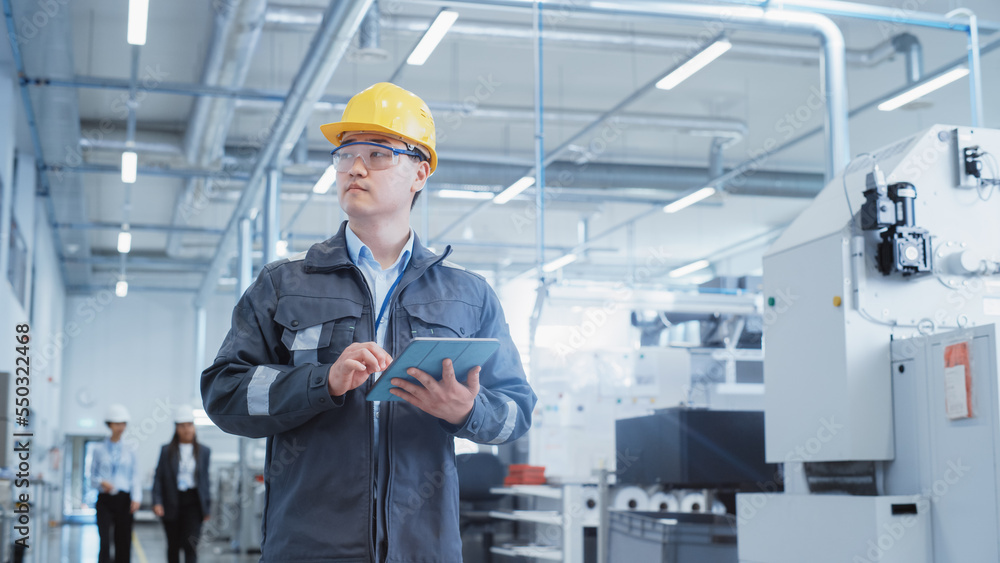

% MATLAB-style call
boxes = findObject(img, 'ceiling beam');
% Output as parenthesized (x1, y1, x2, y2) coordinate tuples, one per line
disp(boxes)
(193, 0, 374, 307)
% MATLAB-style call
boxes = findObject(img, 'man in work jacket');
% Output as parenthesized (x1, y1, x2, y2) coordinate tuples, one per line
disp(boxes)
(202, 82, 536, 562)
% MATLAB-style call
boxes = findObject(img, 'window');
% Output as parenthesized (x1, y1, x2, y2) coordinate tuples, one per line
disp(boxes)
(7, 218, 28, 307)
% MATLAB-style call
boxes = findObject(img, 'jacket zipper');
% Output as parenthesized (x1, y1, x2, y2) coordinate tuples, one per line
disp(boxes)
(348, 264, 378, 563)
(383, 314, 394, 563)
(344, 252, 452, 562)
(381, 249, 452, 562)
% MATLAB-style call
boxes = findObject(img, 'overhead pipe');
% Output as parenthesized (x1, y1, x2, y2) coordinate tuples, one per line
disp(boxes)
(434, 29, 747, 242)
(702, 35, 1000, 194)
(235, 98, 751, 140)
(125, 45, 140, 147)
(703, 0, 1000, 34)
(65, 255, 212, 270)
(891, 33, 923, 84)
(709, 138, 727, 179)
(947, 8, 985, 127)
(269, 8, 904, 67)
(194, 0, 374, 307)
(39, 73, 752, 142)
(167, 0, 268, 257)
(55, 222, 226, 236)
(263, 168, 281, 264)
(49, 158, 825, 198)
(5, 0, 85, 287)
(533, 2, 545, 281)
(0, 154, 12, 281)
(194, 306, 208, 404)
(422, 0, 850, 244)
(79, 138, 184, 156)
(66, 284, 197, 294)
(358, 1, 383, 54)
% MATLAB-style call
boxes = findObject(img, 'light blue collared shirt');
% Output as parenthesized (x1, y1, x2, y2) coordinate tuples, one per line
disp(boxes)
(345, 225, 413, 455)
(90, 438, 142, 503)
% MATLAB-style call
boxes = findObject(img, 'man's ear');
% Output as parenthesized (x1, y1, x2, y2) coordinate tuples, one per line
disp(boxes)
(411, 160, 431, 193)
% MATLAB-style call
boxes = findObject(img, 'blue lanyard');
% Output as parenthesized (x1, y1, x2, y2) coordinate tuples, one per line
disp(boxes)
(374, 270, 405, 330)
(372, 245, 411, 330)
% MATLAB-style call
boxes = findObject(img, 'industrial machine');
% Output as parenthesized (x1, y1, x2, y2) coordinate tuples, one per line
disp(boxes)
(738, 125, 1000, 562)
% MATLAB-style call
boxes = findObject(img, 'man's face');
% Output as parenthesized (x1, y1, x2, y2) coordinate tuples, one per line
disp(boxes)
(336, 132, 429, 220)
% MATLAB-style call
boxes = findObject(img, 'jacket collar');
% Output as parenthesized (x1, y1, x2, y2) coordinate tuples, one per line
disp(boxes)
(304, 221, 450, 273)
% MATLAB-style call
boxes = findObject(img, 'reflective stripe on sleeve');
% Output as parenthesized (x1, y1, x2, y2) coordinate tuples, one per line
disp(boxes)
(487, 400, 519, 445)
(248, 366, 281, 415)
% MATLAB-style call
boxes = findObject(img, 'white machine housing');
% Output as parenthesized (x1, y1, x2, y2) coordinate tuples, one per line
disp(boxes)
(744, 125, 1000, 562)
(762, 125, 1000, 462)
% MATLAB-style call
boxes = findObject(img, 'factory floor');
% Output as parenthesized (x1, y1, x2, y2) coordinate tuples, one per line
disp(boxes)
(41, 521, 258, 563)
(39, 521, 494, 563)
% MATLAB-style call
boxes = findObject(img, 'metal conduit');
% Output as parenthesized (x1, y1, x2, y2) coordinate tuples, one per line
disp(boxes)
(168, 0, 268, 257)
(266, 8, 900, 67)
(419, 0, 849, 244)
(705, 0, 1000, 34)
(701, 35, 1000, 195)
(194, 0, 374, 306)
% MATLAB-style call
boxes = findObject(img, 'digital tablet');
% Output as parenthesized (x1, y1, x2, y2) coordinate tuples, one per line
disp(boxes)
(365, 337, 501, 402)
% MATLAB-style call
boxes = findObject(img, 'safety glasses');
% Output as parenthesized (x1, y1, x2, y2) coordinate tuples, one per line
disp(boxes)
(330, 141, 425, 172)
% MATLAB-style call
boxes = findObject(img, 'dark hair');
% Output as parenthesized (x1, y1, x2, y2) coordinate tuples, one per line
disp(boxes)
(168, 429, 200, 467)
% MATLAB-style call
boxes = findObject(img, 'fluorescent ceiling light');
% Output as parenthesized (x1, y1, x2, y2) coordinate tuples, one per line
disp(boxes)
(663, 187, 716, 213)
(115, 280, 129, 297)
(438, 189, 495, 200)
(542, 254, 579, 273)
(313, 165, 337, 194)
(668, 259, 711, 278)
(407, 9, 459, 65)
(121, 151, 137, 184)
(275, 240, 289, 257)
(656, 39, 731, 90)
(127, 0, 149, 46)
(117, 231, 132, 254)
(877, 67, 969, 111)
(493, 176, 535, 205)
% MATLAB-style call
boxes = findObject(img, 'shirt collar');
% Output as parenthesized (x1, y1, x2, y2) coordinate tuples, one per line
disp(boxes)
(346, 225, 414, 272)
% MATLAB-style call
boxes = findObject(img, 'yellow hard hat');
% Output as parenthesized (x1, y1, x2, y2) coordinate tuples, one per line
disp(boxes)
(320, 82, 438, 173)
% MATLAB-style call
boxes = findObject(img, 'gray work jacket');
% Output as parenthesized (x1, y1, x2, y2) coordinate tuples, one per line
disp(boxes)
(202, 222, 536, 562)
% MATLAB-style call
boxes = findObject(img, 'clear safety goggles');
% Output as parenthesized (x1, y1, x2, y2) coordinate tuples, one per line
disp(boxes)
(330, 141, 425, 172)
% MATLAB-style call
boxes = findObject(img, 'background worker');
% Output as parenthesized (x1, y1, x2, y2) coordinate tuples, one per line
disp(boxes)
(153, 406, 212, 563)
(202, 82, 536, 562)
(90, 403, 141, 563)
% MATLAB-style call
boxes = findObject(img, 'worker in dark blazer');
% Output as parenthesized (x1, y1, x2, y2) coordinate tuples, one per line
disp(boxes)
(152, 406, 211, 563)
